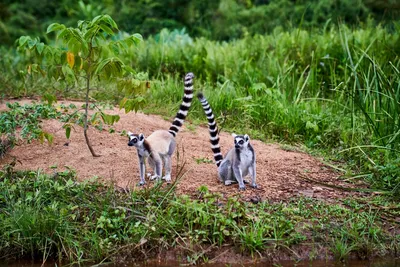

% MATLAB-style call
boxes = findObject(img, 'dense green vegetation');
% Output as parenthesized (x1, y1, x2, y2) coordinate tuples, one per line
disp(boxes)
(0, 0, 400, 264)
(0, 167, 398, 263)
(1, 0, 400, 45)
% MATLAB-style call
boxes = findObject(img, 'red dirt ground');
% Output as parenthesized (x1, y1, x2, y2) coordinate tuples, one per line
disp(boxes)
(0, 99, 364, 202)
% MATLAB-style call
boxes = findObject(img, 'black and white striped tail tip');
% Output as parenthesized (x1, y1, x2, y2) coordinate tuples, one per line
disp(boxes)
(184, 73, 195, 88)
(185, 72, 195, 81)
(197, 92, 224, 167)
(168, 72, 195, 137)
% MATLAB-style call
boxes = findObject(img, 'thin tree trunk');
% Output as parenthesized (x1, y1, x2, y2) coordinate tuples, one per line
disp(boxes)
(84, 58, 100, 157)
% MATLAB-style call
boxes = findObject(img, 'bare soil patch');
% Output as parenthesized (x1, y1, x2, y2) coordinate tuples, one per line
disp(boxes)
(0, 100, 363, 202)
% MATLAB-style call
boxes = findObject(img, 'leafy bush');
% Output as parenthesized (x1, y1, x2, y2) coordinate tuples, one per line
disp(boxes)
(16, 15, 143, 156)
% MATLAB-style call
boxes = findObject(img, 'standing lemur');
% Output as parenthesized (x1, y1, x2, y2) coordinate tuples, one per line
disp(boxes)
(128, 73, 195, 185)
(197, 92, 257, 190)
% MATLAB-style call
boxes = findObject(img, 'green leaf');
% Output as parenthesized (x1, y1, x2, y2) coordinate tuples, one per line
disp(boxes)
(73, 55, 82, 72)
(39, 132, 54, 145)
(42, 93, 57, 106)
(27, 38, 37, 49)
(18, 36, 29, 47)
(120, 97, 146, 113)
(109, 42, 120, 55)
(62, 65, 76, 83)
(100, 113, 120, 125)
(64, 125, 72, 139)
(92, 15, 103, 24)
(131, 33, 143, 44)
(58, 28, 88, 55)
(77, 20, 86, 28)
(94, 58, 112, 75)
(99, 24, 115, 35)
(61, 52, 67, 65)
(44, 133, 54, 145)
(84, 26, 99, 41)
(94, 58, 124, 77)
(36, 42, 45, 54)
(47, 23, 66, 34)
(119, 97, 127, 108)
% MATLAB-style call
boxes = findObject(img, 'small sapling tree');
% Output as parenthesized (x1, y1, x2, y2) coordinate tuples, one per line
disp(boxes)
(17, 15, 143, 157)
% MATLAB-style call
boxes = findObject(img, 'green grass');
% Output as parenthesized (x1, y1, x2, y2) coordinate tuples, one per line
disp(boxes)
(0, 165, 398, 264)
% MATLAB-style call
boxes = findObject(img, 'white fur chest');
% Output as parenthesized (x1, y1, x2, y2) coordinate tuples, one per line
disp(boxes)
(137, 147, 150, 158)
(239, 148, 254, 169)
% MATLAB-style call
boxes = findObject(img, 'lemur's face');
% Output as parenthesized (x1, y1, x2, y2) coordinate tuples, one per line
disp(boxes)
(128, 132, 144, 148)
(232, 133, 250, 149)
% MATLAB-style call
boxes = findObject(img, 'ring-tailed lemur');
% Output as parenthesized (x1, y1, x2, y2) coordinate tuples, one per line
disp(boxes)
(197, 92, 257, 190)
(128, 73, 195, 186)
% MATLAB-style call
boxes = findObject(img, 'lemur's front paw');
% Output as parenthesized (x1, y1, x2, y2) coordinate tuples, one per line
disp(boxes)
(149, 175, 160, 181)
(138, 181, 146, 186)
(251, 183, 258, 189)
(239, 185, 246, 191)
(224, 180, 233, 186)
(163, 174, 171, 183)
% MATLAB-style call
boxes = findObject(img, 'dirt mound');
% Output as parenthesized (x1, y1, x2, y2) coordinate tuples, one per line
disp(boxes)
(0, 100, 361, 201)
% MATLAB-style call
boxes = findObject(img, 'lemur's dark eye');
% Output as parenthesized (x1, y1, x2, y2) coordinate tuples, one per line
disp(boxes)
(239, 140, 244, 145)
(133, 138, 137, 143)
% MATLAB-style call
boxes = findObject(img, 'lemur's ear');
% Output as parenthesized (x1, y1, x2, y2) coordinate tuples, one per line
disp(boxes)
(128, 131, 133, 136)
(244, 134, 250, 142)
(231, 133, 237, 138)
(139, 133, 145, 141)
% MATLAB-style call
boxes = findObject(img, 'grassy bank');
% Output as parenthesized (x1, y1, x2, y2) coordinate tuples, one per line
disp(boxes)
(0, 165, 398, 264)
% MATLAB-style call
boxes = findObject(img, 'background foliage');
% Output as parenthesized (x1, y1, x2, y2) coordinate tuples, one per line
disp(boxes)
(1, 0, 400, 46)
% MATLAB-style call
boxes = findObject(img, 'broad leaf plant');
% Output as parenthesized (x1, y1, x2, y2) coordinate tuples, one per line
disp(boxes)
(17, 15, 144, 157)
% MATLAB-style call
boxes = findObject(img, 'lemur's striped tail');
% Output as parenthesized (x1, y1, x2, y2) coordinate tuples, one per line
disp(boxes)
(197, 92, 223, 167)
(168, 73, 195, 137)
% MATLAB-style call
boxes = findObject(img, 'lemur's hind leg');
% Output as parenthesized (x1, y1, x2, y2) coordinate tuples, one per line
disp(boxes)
(147, 157, 156, 179)
(149, 154, 163, 181)
(219, 160, 236, 186)
(162, 140, 176, 183)
(162, 155, 172, 183)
